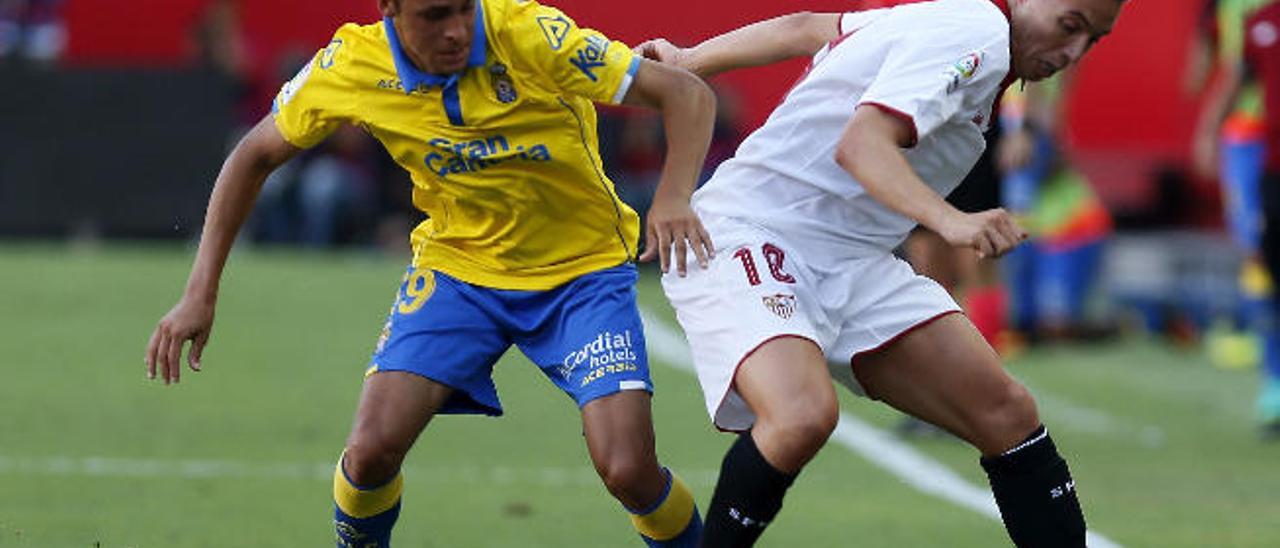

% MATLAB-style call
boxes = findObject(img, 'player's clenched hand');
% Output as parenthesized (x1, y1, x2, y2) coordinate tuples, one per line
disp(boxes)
(145, 297, 215, 385)
(639, 188, 715, 276)
(633, 38, 690, 70)
(938, 208, 1027, 259)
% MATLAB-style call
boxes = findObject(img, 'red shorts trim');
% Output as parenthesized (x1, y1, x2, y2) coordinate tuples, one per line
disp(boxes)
(714, 334, 822, 434)
(847, 310, 964, 400)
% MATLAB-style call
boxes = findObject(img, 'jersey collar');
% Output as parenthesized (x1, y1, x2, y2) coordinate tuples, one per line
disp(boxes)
(990, 0, 1011, 22)
(383, 2, 488, 95)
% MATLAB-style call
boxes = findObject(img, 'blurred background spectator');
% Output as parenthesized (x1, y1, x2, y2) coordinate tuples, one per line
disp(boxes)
(0, 0, 64, 64)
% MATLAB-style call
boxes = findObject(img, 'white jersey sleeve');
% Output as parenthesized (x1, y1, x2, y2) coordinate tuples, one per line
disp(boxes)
(855, 13, 1009, 146)
(839, 9, 890, 35)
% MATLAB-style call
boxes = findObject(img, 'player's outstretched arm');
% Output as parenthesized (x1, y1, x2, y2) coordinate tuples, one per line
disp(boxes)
(145, 116, 301, 385)
(622, 59, 717, 276)
(635, 12, 841, 79)
(836, 105, 1026, 259)
(1192, 62, 1246, 179)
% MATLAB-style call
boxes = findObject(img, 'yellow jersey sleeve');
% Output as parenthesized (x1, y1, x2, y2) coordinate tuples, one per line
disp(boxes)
(496, 0, 640, 105)
(272, 27, 360, 149)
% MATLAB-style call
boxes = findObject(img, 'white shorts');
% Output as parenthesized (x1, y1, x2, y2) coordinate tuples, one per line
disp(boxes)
(661, 217, 960, 431)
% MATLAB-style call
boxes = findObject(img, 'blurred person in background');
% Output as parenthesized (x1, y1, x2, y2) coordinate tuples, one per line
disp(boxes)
(904, 123, 1009, 353)
(1189, 0, 1271, 351)
(640, 0, 1124, 545)
(999, 75, 1114, 343)
(1187, 0, 1280, 440)
(295, 124, 380, 247)
(1194, 0, 1280, 440)
(191, 0, 249, 82)
(143, 0, 719, 546)
(0, 0, 22, 58)
(0, 0, 62, 63)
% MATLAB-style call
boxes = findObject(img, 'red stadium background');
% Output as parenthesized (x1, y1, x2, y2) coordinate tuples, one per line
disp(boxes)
(66, 0, 1203, 210)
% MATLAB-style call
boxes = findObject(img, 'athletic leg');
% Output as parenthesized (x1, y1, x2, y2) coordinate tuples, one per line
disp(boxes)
(581, 390, 702, 547)
(336, 267, 511, 547)
(852, 314, 1086, 547)
(1257, 171, 1280, 436)
(700, 336, 838, 547)
(334, 371, 453, 548)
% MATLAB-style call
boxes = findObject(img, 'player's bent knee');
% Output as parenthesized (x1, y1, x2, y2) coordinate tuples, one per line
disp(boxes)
(970, 381, 1041, 453)
(593, 453, 656, 500)
(758, 397, 839, 459)
(343, 440, 408, 487)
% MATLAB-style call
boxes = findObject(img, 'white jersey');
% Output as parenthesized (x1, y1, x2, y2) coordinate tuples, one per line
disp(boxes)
(694, 0, 1013, 263)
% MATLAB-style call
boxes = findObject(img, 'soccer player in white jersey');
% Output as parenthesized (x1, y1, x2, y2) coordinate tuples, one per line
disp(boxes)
(638, 0, 1124, 545)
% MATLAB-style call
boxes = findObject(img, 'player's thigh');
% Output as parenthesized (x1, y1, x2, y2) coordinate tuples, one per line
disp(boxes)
(580, 389, 657, 471)
(347, 371, 454, 456)
(371, 267, 513, 417)
(734, 336, 835, 430)
(853, 313, 1038, 453)
(661, 222, 828, 432)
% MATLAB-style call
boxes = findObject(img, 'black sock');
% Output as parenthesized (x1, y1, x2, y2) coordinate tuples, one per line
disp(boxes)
(700, 431, 798, 548)
(980, 425, 1087, 548)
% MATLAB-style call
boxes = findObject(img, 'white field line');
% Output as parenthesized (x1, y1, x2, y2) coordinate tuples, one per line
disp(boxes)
(0, 455, 723, 489)
(639, 307, 1123, 548)
(1017, 379, 1167, 449)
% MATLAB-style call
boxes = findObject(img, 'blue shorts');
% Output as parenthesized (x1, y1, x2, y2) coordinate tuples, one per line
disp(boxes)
(367, 264, 653, 416)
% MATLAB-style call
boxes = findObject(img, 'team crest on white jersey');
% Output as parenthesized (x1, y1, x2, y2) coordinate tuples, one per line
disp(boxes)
(762, 294, 797, 320)
(944, 52, 983, 94)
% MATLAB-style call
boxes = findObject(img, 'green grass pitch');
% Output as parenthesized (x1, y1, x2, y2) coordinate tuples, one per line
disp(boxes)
(1, 244, 1278, 547)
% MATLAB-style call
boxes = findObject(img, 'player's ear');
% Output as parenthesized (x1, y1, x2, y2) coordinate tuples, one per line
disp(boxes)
(377, 0, 399, 18)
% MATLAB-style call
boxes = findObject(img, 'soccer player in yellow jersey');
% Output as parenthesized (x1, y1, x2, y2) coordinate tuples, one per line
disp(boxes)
(143, 0, 716, 545)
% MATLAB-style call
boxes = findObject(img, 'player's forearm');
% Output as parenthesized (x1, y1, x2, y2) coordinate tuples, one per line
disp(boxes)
(623, 61, 717, 198)
(183, 157, 268, 301)
(836, 127, 959, 234)
(184, 120, 297, 302)
(683, 12, 840, 78)
(653, 75, 717, 199)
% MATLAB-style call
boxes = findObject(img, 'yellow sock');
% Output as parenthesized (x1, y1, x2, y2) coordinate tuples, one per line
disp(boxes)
(333, 455, 402, 547)
(630, 469, 700, 544)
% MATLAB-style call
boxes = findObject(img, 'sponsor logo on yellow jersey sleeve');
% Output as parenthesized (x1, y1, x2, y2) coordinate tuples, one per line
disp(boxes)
(537, 15, 572, 50)
(319, 38, 343, 69)
(571, 34, 610, 81)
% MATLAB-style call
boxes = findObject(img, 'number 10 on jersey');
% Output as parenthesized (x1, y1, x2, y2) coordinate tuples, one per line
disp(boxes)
(732, 243, 796, 286)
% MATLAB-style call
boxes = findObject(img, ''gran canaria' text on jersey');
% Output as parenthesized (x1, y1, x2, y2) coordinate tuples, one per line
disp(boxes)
(424, 135, 553, 178)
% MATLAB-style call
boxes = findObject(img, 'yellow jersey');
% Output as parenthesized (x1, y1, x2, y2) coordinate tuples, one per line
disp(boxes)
(272, 0, 642, 290)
